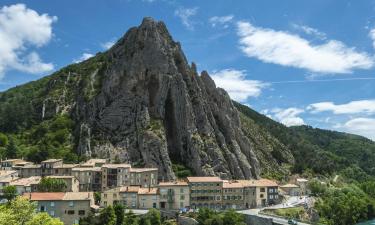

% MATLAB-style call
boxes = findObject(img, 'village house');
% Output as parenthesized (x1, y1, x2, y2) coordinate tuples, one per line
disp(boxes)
(222, 180, 244, 210)
(52, 164, 78, 176)
(19, 164, 42, 178)
(71, 167, 102, 192)
(46, 176, 80, 192)
(23, 192, 96, 225)
(0, 170, 19, 196)
(1, 159, 27, 170)
(187, 176, 223, 210)
(101, 186, 159, 209)
(9, 176, 41, 195)
(129, 168, 158, 188)
(158, 181, 190, 210)
(41, 159, 64, 176)
(101, 164, 132, 190)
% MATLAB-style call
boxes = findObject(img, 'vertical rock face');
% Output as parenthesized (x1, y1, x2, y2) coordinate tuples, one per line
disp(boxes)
(75, 17, 262, 180)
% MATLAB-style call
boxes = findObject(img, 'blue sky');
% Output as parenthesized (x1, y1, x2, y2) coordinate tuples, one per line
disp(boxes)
(1, 0, 375, 140)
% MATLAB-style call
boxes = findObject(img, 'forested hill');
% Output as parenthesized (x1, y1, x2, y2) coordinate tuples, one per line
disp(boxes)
(235, 102, 375, 180)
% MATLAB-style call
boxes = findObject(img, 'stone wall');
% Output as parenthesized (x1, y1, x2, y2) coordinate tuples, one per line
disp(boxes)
(244, 214, 280, 225)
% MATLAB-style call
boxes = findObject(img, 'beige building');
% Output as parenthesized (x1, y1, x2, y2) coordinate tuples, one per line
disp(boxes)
(159, 181, 190, 210)
(296, 178, 309, 195)
(129, 168, 158, 187)
(0, 170, 19, 196)
(24, 192, 96, 225)
(20, 164, 42, 178)
(101, 164, 131, 190)
(222, 181, 244, 210)
(52, 164, 78, 176)
(101, 186, 158, 209)
(187, 177, 223, 210)
(72, 167, 102, 192)
(41, 159, 63, 176)
(81, 159, 107, 168)
(1, 159, 27, 170)
(9, 176, 41, 195)
(46, 176, 80, 192)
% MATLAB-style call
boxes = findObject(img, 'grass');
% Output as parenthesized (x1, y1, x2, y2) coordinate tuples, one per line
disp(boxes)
(262, 206, 305, 219)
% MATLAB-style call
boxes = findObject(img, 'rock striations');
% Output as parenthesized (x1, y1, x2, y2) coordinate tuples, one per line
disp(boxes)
(0, 18, 295, 180)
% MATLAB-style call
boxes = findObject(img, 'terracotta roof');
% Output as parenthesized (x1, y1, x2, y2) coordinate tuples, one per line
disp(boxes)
(102, 164, 131, 168)
(187, 177, 223, 183)
(280, 184, 299, 188)
(42, 159, 62, 163)
(23, 192, 65, 200)
(138, 188, 158, 195)
(130, 168, 158, 173)
(10, 176, 41, 186)
(72, 167, 102, 172)
(223, 181, 244, 189)
(0, 177, 17, 183)
(237, 179, 278, 187)
(119, 186, 140, 193)
(23, 192, 93, 201)
(159, 181, 188, 186)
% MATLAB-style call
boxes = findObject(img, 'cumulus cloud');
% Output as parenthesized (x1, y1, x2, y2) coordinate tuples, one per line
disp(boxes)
(0, 4, 56, 79)
(308, 99, 375, 115)
(292, 23, 326, 40)
(210, 69, 269, 102)
(209, 15, 234, 28)
(174, 7, 198, 30)
(271, 108, 305, 127)
(236, 21, 374, 74)
(335, 118, 375, 140)
(74, 53, 94, 63)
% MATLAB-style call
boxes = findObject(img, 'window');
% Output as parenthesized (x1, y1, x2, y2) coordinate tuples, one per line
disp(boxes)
(260, 188, 265, 192)
(104, 201, 107, 206)
(270, 195, 273, 199)
(69, 201, 74, 207)
(50, 211, 55, 217)
(269, 189, 273, 193)
(113, 194, 117, 198)
(78, 210, 85, 215)
(104, 194, 107, 198)
(180, 188, 184, 193)
(40, 206, 45, 212)
(67, 210, 75, 215)
(260, 194, 264, 198)
(50, 202, 55, 207)
(180, 202, 184, 208)
(180, 195, 185, 200)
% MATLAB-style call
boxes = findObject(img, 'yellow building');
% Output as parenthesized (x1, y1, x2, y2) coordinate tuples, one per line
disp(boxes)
(159, 181, 190, 210)
(187, 177, 223, 210)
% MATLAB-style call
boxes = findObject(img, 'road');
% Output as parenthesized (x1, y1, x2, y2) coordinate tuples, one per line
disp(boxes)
(238, 209, 310, 225)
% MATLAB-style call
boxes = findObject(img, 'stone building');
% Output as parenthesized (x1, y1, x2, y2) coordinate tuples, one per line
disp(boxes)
(24, 192, 96, 225)
(222, 180, 244, 210)
(159, 181, 190, 210)
(9, 176, 41, 195)
(41, 159, 64, 176)
(187, 177, 223, 210)
(71, 167, 102, 191)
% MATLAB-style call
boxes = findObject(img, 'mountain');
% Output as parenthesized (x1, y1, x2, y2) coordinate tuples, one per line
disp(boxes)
(0, 18, 374, 180)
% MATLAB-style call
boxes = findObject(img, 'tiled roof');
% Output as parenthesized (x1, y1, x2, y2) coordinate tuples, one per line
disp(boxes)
(23, 192, 93, 201)
(158, 181, 188, 186)
(10, 176, 41, 186)
(46, 175, 75, 179)
(130, 168, 158, 173)
(1, 159, 24, 163)
(119, 186, 140, 193)
(102, 164, 131, 168)
(22, 164, 41, 169)
(41, 159, 62, 163)
(0, 170, 17, 176)
(187, 177, 223, 183)
(223, 181, 244, 188)
(23, 192, 65, 200)
(72, 167, 102, 172)
(54, 164, 78, 169)
(138, 188, 158, 195)
(237, 179, 278, 187)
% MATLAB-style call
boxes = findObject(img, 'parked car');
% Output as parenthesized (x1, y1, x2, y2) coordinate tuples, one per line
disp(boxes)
(288, 219, 298, 225)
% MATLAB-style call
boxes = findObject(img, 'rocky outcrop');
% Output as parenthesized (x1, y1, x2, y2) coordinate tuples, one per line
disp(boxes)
(70, 17, 268, 180)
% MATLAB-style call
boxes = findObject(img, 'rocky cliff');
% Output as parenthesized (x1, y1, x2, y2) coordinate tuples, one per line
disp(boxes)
(0, 18, 294, 180)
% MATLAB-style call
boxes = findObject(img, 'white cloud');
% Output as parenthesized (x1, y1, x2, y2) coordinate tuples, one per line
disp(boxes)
(210, 69, 269, 102)
(292, 24, 326, 40)
(101, 40, 115, 50)
(335, 118, 375, 140)
(236, 21, 374, 74)
(209, 15, 234, 28)
(308, 99, 375, 115)
(271, 108, 305, 127)
(74, 53, 94, 63)
(174, 7, 198, 30)
(0, 4, 57, 79)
